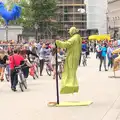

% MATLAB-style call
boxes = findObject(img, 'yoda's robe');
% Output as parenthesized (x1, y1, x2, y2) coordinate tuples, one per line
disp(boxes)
(56, 34, 82, 94)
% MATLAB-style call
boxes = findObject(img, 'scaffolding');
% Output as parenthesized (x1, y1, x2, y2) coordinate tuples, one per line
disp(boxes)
(57, 0, 87, 38)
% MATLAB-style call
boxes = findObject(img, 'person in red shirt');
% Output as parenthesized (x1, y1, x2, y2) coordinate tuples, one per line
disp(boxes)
(9, 49, 24, 91)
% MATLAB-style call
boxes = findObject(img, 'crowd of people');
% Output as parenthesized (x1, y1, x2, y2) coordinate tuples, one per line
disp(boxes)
(0, 38, 119, 92)
(82, 39, 119, 71)
(0, 40, 66, 91)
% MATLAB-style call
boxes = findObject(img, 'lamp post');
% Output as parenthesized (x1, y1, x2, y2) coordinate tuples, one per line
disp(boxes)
(6, 24, 8, 42)
(77, 8, 86, 37)
(64, 24, 68, 39)
(106, 11, 109, 34)
(113, 16, 120, 40)
(113, 17, 115, 40)
(34, 24, 38, 42)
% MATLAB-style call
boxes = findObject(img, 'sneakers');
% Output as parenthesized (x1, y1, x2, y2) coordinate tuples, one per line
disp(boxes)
(0, 79, 4, 82)
(11, 87, 17, 92)
(99, 69, 108, 71)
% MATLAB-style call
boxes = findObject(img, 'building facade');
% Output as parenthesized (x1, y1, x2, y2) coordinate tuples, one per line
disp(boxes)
(57, 0, 87, 38)
(108, 0, 120, 39)
(0, 26, 22, 41)
(85, 0, 107, 35)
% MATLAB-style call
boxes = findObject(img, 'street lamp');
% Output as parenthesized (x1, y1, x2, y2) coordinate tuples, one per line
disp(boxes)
(77, 8, 86, 13)
(34, 24, 39, 42)
(64, 24, 68, 39)
(77, 8, 86, 37)
(106, 10, 109, 34)
(77, 8, 86, 65)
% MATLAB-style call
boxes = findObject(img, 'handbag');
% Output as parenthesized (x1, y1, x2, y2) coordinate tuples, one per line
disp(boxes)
(29, 65, 35, 76)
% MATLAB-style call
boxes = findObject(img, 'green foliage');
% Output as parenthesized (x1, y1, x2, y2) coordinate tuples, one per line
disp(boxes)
(30, 0, 58, 35)
(30, 0, 57, 24)
(0, 0, 59, 34)
(17, 0, 33, 28)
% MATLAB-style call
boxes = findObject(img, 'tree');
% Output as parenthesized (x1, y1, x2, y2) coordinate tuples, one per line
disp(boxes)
(30, 0, 57, 24)
(16, 0, 33, 28)
(29, 0, 58, 39)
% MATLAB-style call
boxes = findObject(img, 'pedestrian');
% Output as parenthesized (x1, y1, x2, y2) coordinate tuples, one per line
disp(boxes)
(107, 44, 113, 69)
(99, 43, 108, 71)
(9, 49, 25, 91)
(0, 50, 9, 81)
(94, 42, 96, 53)
(39, 44, 46, 76)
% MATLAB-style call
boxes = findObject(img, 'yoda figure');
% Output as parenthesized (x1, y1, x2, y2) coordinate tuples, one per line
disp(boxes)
(56, 27, 82, 94)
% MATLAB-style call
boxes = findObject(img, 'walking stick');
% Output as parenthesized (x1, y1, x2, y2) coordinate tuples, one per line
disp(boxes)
(55, 43, 60, 104)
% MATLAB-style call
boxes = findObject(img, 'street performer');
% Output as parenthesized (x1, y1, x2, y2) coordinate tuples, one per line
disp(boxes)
(55, 27, 82, 94)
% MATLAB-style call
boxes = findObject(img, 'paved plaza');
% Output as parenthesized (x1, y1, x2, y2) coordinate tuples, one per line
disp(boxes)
(0, 53, 120, 120)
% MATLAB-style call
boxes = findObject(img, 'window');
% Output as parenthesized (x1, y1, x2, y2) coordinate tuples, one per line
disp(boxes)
(75, 23, 86, 29)
(64, 7, 68, 13)
(64, 14, 69, 21)
(75, 14, 86, 21)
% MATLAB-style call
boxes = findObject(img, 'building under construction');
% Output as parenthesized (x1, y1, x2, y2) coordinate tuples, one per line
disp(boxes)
(57, 0, 87, 38)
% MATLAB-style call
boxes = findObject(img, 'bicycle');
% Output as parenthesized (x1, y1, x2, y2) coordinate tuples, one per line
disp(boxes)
(45, 60, 53, 76)
(57, 58, 65, 80)
(15, 64, 27, 92)
(82, 52, 87, 66)
(31, 58, 39, 79)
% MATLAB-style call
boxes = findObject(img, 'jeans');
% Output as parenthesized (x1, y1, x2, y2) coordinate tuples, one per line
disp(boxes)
(108, 57, 113, 68)
(22, 64, 29, 78)
(10, 70, 18, 89)
(96, 52, 99, 59)
(40, 59, 45, 75)
(99, 56, 107, 70)
(6, 65, 10, 76)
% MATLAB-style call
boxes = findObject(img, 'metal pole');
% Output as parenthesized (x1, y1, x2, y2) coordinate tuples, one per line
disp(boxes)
(6, 25, 8, 41)
(66, 28, 67, 39)
(73, 6, 75, 26)
(114, 20, 115, 40)
(107, 16, 109, 34)
(35, 29, 38, 42)
(55, 43, 59, 104)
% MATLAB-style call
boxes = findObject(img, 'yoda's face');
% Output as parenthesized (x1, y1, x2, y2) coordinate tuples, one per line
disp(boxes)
(69, 27, 79, 37)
